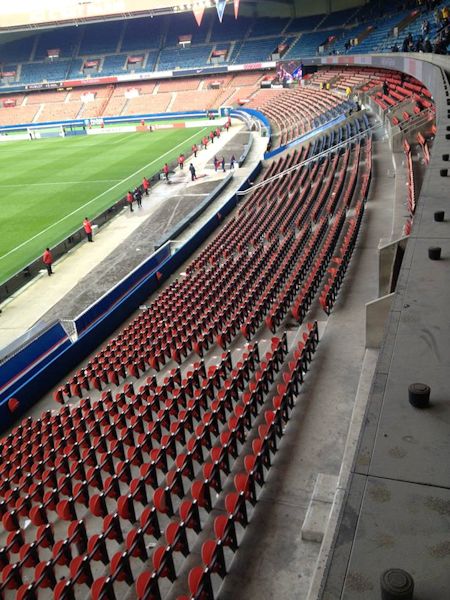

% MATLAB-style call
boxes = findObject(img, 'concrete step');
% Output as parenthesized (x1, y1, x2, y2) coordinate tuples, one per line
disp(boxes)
(301, 473, 338, 543)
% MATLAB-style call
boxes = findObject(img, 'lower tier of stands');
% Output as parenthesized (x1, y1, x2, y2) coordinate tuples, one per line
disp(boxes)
(0, 73, 264, 126)
(0, 109, 373, 599)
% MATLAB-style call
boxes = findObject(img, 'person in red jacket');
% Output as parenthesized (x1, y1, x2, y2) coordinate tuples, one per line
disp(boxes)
(142, 177, 150, 196)
(178, 154, 185, 170)
(209, 131, 215, 144)
(202, 136, 208, 149)
(163, 163, 170, 182)
(127, 190, 134, 212)
(43, 248, 53, 276)
(192, 143, 198, 158)
(83, 217, 93, 242)
(215, 127, 221, 139)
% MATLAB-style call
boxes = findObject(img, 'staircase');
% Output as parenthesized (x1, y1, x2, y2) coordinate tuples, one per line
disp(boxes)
(166, 92, 176, 112)
(15, 64, 22, 84)
(98, 84, 115, 117)
(32, 104, 45, 123)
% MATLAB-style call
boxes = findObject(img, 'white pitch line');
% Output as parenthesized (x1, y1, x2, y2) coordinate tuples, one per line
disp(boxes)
(0, 126, 209, 262)
(0, 180, 122, 187)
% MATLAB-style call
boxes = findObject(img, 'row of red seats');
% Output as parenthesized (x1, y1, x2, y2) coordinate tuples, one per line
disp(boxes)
(258, 88, 343, 148)
(174, 323, 320, 600)
(0, 344, 268, 596)
(291, 207, 347, 323)
(262, 218, 328, 333)
(416, 132, 430, 165)
(320, 200, 366, 315)
(319, 141, 372, 315)
(187, 151, 303, 271)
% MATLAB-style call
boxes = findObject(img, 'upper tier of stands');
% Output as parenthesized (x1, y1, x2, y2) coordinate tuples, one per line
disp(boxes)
(1, 0, 447, 88)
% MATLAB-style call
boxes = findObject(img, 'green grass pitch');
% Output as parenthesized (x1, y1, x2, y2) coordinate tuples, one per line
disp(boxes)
(0, 126, 209, 284)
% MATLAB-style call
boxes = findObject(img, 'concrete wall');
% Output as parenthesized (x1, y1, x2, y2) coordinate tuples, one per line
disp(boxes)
(365, 292, 395, 348)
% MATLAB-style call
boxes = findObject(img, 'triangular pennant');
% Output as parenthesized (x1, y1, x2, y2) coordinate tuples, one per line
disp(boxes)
(215, 0, 227, 22)
(193, 6, 205, 27)
(234, 0, 240, 19)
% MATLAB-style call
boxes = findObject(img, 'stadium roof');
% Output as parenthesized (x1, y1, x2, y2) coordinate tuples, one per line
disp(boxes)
(0, 0, 337, 33)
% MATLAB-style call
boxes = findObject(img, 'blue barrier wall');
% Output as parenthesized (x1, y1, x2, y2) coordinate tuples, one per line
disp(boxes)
(0, 322, 70, 397)
(233, 108, 272, 140)
(75, 242, 171, 335)
(0, 160, 262, 433)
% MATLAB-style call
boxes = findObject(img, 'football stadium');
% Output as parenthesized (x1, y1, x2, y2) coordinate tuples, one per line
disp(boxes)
(0, 0, 448, 598)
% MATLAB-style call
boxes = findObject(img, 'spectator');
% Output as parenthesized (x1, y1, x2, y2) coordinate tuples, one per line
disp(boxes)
(392, 42, 400, 52)
(83, 217, 93, 242)
(434, 7, 442, 24)
(434, 33, 448, 53)
(42, 248, 53, 276)
(134, 186, 142, 208)
(189, 163, 196, 181)
(142, 176, 150, 196)
(402, 36, 409, 52)
(127, 190, 134, 212)
(424, 36, 433, 52)
(163, 163, 169, 181)
(382, 81, 388, 96)
(214, 156, 218, 172)
(221, 156, 226, 172)
(230, 155, 236, 169)
(415, 35, 424, 51)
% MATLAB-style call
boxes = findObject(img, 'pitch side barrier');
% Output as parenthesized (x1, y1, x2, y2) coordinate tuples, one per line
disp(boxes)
(0, 160, 262, 433)
(0, 109, 216, 133)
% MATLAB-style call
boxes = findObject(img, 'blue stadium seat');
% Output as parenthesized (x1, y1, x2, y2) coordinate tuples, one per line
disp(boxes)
(79, 21, 124, 55)
(233, 37, 285, 63)
(0, 37, 34, 62)
(157, 45, 213, 71)
(210, 14, 252, 42)
(121, 17, 166, 51)
(34, 27, 81, 60)
(285, 15, 325, 34)
(20, 60, 73, 83)
(248, 18, 290, 37)
(165, 11, 213, 46)
(320, 8, 360, 28)
(101, 54, 128, 76)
